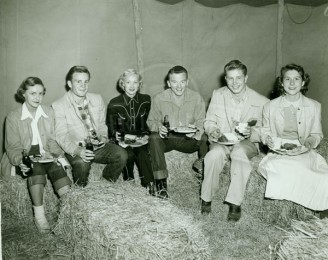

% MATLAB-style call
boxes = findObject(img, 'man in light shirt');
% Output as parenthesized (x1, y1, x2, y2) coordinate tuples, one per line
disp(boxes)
(147, 65, 208, 199)
(200, 60, 269, 221)
(52, 66, 127, 187)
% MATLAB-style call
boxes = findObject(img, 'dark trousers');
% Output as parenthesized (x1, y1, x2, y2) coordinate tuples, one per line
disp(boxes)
(148, 132, 208, 180)
(123, 144, 154, 187)
(66, 142, 128, 187)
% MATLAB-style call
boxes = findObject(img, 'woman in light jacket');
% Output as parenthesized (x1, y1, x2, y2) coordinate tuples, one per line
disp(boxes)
(3, 77, 71, 232)
(258, 64, 328, 218)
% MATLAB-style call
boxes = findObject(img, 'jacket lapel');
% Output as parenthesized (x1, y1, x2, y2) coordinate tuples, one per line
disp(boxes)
(223, 91, 234, 130)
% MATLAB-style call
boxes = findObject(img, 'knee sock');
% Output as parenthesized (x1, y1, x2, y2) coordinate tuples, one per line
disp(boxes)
(33, 205, 46, 219)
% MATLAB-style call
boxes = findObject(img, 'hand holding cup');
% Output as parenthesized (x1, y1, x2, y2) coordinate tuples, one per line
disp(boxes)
(236, 122, 251, 138)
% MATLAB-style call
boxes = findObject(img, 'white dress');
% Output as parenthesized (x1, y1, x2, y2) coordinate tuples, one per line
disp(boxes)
(259, 103, 328, 211)
(259, 150, 328, 210)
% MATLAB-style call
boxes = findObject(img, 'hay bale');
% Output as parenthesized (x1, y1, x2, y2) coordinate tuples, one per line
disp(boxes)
(207, 153, 314, 227)
(164, 151, 201, 209)
(165, 150, 198, 175)
(0, 163, 106, 218)
(163, 150, 315, 227)
(244, 155, 314, 226)
(53, 181, 210, 260)
(0, 175, 59, 218)
(276, 218, 328, 259)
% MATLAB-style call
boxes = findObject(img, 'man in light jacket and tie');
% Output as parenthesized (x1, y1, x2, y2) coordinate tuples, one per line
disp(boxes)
(200, 60, 269, 221)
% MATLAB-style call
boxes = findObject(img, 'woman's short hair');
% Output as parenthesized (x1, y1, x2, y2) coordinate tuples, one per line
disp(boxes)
(15, 76, 45, 103)
(277, 63, 310, 95)
(118, 69, 142, 90)
(224, 60, 247, 76)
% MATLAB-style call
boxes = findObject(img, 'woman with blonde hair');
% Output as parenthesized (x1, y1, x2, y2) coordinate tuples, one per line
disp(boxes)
(106, 69, 155, 195)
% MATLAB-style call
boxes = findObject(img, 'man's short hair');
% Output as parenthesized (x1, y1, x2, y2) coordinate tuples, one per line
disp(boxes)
(167, 65, 188, 79)
(224, 60, 247, 76)
(66, 65, 91, 82)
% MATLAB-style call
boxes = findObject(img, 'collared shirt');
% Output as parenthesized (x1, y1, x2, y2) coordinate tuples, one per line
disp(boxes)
(21, 103, 48, 154)
(107, 92, 151, 136)
(228, 87, 249, 123)
(281, 96, 301, 140)
(147, 88, 205, 140)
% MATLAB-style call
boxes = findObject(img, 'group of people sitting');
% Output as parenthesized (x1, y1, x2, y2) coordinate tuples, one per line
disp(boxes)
(2, 59, 328, 234)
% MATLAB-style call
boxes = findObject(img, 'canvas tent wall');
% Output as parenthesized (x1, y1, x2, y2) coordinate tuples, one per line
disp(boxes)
(0, 0, 327, 158)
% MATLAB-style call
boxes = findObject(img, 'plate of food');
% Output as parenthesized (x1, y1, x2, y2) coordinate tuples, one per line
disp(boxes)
(120, 134, 148, 148)
(172, 126, 198, 134)
(272, 143, 309, 156)
(32, 157, 55, 163)
(216, 133, 240, 145)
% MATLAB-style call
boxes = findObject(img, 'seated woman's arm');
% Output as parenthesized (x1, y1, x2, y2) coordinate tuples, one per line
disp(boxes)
(5, 112, 24, 165)
(303, 101, 323, 149)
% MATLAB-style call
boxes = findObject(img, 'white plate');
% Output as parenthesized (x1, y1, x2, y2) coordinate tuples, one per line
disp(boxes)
(217, 140, 240, 145)
(272, 146, 309, 156)
(119, 138, 148, 148)
(32, 158, 54, 163)
(172, 127, 198, 133)
(215, 132, 241, 145)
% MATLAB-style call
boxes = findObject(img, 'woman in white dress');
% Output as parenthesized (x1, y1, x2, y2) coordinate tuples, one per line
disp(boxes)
(258, 64, 328, 218)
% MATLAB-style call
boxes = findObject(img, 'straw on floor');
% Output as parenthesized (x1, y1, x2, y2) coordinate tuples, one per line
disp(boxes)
(276, 217, 328, 259)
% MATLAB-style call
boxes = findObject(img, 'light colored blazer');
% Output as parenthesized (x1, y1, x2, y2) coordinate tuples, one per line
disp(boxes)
(204, 86, 269, 142)
(52, 91, 108, 156)
(261, 95, 323, 148)
(1, 105, 63, 178)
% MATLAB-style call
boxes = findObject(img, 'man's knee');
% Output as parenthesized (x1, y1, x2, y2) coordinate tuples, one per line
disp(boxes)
(149, 132, 162, 145)
(71, 158, 91, 178)
(207, 145, 226, 159)
(117, 147, 128, 164)
(231, 142, 257, 161)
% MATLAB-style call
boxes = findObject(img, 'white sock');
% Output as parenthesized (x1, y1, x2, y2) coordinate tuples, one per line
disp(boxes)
(33, 205, 46, 219)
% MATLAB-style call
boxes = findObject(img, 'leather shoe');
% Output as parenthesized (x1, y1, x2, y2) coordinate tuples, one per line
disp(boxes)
(192, 157, 204, 174)
(157, 189, 169, 199)
(155, 179, 169, 199)
(227, 204, 241, 222)
(34, 217, 50, 233)
(147, 182, 155, 196)
(201, 200, 211, 215)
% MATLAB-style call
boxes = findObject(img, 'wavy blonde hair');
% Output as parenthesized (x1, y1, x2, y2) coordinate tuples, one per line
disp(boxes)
(118, 69, 143, 90)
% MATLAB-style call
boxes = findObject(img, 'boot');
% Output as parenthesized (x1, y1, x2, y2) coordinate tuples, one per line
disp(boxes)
(122, 166, 134, 181)
(201, 199, 211, 215)
(155, 179, 168, 199)
(33, 205, 50, 233)
(227, 204, 241, 222)
(147, 182, 156, 196)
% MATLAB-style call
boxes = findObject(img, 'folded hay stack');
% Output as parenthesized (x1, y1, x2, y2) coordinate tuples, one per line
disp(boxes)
(276, 218, 328, 259)
(0, 175, 58, 218)
(53, 180, 210, 260)
(3, 138, 328, 225)
(244, 154, 314, 226)
(0, 163, 105, 218)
